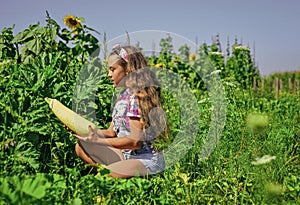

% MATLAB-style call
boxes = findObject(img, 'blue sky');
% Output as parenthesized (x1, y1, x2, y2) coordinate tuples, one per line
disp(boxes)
(1, 0, 300, 76)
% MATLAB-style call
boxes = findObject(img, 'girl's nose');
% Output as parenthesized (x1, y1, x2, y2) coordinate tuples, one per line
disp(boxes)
(108, 71, 112, 78)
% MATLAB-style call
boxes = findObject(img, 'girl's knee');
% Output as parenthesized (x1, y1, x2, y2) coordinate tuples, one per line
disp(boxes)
(75, 143, 83, 157)
(75, 142, 96, 165)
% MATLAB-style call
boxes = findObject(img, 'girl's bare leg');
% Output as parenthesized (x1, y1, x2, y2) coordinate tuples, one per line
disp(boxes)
(107, 159, 148, 178)
(75, 143, 98, 164)
(75, 141, 124, 165)
(75, 143, 149, 178)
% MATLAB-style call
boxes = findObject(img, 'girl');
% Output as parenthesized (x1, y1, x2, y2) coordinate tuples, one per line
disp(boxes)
(73, 45, 166, 178)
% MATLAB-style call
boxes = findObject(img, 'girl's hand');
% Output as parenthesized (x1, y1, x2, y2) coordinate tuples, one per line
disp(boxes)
(73, 125, 99, 143)
(63, 124, 74, 133)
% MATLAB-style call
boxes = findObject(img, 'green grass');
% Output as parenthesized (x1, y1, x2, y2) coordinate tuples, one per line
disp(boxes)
(1, 81, 299, 204)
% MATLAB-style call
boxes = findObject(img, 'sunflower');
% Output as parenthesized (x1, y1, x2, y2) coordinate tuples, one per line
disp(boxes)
(189, 53, 197, 61)
(155, 63, 165, 68)
(171, 58, 180, 63)
(64, 15, 81, 30)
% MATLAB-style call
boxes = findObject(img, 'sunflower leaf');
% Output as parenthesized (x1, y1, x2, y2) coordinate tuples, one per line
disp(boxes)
(78, 17, 85, 23)
(12, 29, 32, 43)
(26, 38, 42, 55)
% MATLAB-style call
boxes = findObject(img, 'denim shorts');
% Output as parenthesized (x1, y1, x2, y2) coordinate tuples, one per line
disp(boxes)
(122, 149, 165, 175)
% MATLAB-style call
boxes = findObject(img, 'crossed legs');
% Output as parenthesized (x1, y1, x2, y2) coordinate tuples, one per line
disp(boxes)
(75, 142, 148, 178)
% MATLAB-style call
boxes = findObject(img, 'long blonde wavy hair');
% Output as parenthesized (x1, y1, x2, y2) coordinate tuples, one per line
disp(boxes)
(109, 45, 166, 141)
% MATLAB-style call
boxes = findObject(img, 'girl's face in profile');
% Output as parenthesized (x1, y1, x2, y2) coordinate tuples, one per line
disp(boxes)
(108, 55, 126, 87)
